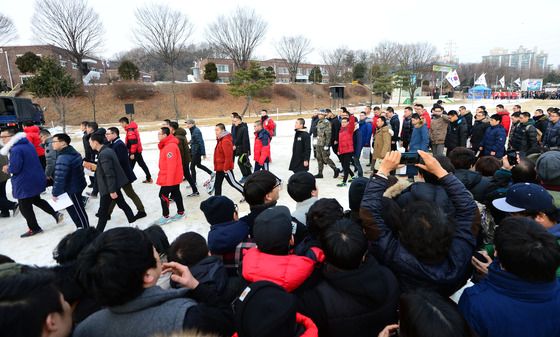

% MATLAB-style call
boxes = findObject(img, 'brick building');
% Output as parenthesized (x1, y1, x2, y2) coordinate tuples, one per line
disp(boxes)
(0, 44, 105, 89)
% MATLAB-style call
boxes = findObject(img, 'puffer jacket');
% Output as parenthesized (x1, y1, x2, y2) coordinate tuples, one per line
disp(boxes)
(533, 115, 549, 136)
(359, 119, 373, 148)
(430, 114, 449, 144)
(543, 121, 560, 149)
(389, 115, 400, 143)
(261, 115, 276, 138)
(454, 169, 491, 202)
(42, 137, 58, 178)
(124, 121, 143, 154)
(208, 219, 250, 254)
(173, 127, 191, 164)
(480, 125, 506, 158)
(497, 110, 511, 136)
(189, 126, 206, 156)
(470, 118, 490, 151)
(23, 125, 44, 157)
(337, 116, 355, 155)
(360, 174, 478, 296)
(214, 131, 234, 172)
(254, 129, 271, 165)
(372, 126, 391, 160)
(242, 247, 324, 292)
(96, 145, 129, 195)
(400, 116, 413, 145)
(108, 138, 136, 183)
(52, 145, 87, 197)
(509, 122, 538, 153)
(445, 119, 469, 151)
(156, 135, 183, 187)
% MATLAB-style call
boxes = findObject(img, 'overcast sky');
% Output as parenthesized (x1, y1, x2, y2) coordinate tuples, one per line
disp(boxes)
(4, 0, 560, 67)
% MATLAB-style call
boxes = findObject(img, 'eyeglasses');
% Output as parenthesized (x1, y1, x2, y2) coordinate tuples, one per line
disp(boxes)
(0, 135, 11, 138)
(51, 140, 62, 143)
(274, 178, 283, 190)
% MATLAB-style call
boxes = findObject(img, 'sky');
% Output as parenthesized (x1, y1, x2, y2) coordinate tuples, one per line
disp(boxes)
(3, 0, 560, 67)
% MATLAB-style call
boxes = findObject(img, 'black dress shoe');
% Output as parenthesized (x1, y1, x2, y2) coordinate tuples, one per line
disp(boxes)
(20, 229, 44, 238)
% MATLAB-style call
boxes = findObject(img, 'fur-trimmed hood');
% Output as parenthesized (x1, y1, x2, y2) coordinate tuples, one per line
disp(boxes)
(0, 132, 28, 156)
(383, 179, 411, 199)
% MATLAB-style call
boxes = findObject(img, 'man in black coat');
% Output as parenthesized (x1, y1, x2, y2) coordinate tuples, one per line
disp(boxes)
(289, 118, 311, 173)
(232, 114, 252, 182)
(106, 127, 146, 220)
(386, 107, 400, 151)
(89, 133, 136, 232)
(309, 112, 319, 158)
(470, 109, 490, 153)
(445, 110, 468, 156)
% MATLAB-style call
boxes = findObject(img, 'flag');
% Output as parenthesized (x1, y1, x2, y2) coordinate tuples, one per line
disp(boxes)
(474, 73, 487, 87)
(514, 78, 521, 87)
(499, 76, 505, 88)
(445, 70, 461, 88)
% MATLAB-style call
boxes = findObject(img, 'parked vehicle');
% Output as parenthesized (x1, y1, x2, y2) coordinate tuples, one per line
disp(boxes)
(0, 96, 45, 130)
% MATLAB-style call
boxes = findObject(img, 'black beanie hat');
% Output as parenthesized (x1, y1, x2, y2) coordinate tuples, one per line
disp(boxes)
(234, 281, 297, 337)
(348, 177, 369, 212)
(200, 196, 236, 225)
(253, 206, 293, 255)
(243, 171, 280, 206)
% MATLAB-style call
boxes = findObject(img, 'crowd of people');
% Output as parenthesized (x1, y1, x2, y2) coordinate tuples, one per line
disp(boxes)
(1, 102, 560, 337)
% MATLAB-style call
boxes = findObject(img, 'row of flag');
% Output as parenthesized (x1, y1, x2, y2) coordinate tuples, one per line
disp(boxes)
(445, 71, 521, 88)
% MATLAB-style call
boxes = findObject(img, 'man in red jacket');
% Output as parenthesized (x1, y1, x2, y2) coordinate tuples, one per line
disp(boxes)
(496, 104, 512, 136)
(156, 127, 184, 225)
(253, 121, 272, 172)
(213, 123, 244, 197)
(119, 117, 152, 183)
(260, 109, 276, 139)
(23, 122, 46, 168)
(414, 103, 431, 129)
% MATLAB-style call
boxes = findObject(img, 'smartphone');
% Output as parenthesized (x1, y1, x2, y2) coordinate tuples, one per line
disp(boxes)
(506, 150, 518, 166)
(400, 152, 420, 165)
(473, 251, 488, 263)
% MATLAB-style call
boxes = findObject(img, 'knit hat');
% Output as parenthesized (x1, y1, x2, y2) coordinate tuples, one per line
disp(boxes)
(200, 196, 236, 225)
(348, 177, 369, 211)
(234, 281, 297, 337)
(253, 206, 293, 255)
(536, 151, 560, 186)
(492, 182, 555, 213)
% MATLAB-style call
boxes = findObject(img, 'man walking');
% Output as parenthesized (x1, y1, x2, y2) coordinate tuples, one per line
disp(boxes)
(314, 110, 339, 178)
(253, 121, 272, 172)
(89, 133, 136, 232)
(232, 114, 252, 183)
(156, 127, 185, 225)
(0, 128, 62, 237)
(400, 106, 413, 151)
(260, 109, 276, 139)
(169, 121, 199, 197)
(289, 118, 311, 173)
(185, 119, 214, 185)
(386, 107, 400, 151)
(119, 117, 152, 183)
(212, 123, 244, 197)
(51, 133, 89, 229)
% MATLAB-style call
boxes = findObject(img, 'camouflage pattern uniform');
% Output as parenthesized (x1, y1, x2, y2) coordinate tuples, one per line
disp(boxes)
(315, 118, 338, 175)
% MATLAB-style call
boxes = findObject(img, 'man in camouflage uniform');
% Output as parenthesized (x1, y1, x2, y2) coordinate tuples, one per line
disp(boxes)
(314, 111, 340, 179)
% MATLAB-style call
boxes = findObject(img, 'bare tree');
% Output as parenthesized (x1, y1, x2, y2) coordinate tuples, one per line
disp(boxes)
(32, 0, 104, 79)
(134, 4, 194, 120)
(275, 35, 312, 83)
(0, 14, 17, 44)
(371, 41, 400, 68)
(321, 47, 348, 83)
(396, 42, 438, 102)
(206, 7, 267, 70)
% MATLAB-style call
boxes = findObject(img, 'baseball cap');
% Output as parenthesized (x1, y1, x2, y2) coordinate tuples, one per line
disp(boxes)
(492, 182, 555, 213)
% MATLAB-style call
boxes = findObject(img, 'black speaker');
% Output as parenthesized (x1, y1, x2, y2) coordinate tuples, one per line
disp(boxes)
(124, 103, 135, 115)
(329, 86, 345, 99)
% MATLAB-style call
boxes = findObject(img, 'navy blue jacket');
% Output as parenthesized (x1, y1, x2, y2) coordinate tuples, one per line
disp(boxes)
(544, 120, 560, 148)
(389, 115, 400, 142)
(0, 133, 46, 199)
(361, 174, 477, 296)
(408, 125, 429, 152)
(459, 262, 560, 337)
(208, 219, 250, 254)
(189, 126, 206, 156)
(352, 129, 363, 157)
(52, 145, 87, 197)
(480, 124, 506, 158)
(359, 120, 372, 148)
(108, 138, 136, 183)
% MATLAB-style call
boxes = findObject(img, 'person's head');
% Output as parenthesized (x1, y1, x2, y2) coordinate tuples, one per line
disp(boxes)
(185, 119, 196, 129)
(376, 116, 387, 128)
(447, 110, 459, 122)
(144, 225, 170, 259)
(168, 232, 209, 267)
(318, 111, 326, 119)
(243, 171, 282, 206)
(493, 183, 556, 228)
(347, 177, 369, 213)
(295, 118, 305, 130)
(511, 111, 521, 123)
(168, 121, 179, 133)
(549, 108, 560, 124)
(494, 217, 560, 282)
(400, 200, 456, 263)
(158, 127, 171, 141)
(404, 106, 413, 117)
(287, 172, 317, 202)
(398, 291, 474, 337)
(411, 113, 422, 127)
(476, 106, 486, 115)
(448, 147, 476, 170)
(320, 218, 367, 270)
(413, 103, 424, 114)
(432, 105, 443, 115)
(474, 109, 487, 121)
(0, 127, 17, 146)
(0, 269, 73, 337)
(51, 133, 71, 152)
(232, 113, 242, 126)
(513, 104, 522, 113)
(162, 119, 171, 127)
(536, 150, 560, 186)
(341, 117, 349, 127)
(511, 159, 537, 183)
(253, 120, 263, 132)
(475, 156, 501, 177)
(80, 121, 88, 131)
(260, 109, 268, 117)
(53, 228, 100, 265)
(373, 106, 381, 116)
(118, 117, 129, 127)
(534, 108, 544, 117)
(495, 104, 505, 112)
(200, 196, 238, 225)
(86, 121, 98, 134)
(88, 133, 105, 151)
(215, 123, 226, 137)
(306, 198, 344, 237)
(325, 108, 333, 118)
(385, 106, 394, 118)
(418, 155, 455, 184)
(489, 114, 502, 126)
(365, 106, 371, 114)
(253, 206, 294, 255)
(39, 129, 51, 143)
(359, 111, 367, 121)
(76, 227, 159, 307)
(105, 127, 119, 142)
(519, 111, 531, 123)
(459, 106, 467, 115)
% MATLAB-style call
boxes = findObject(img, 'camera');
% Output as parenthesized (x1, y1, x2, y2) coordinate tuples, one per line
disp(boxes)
(399, 152, 420, 165)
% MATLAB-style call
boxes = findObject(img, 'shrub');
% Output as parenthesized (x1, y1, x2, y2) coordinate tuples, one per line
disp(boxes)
(273, 85, 297, 99)
(191, 83, 221, 100)
(255, 87, 272, 99)
(351, 85, 369, 96)
(112, 83, 157, 100)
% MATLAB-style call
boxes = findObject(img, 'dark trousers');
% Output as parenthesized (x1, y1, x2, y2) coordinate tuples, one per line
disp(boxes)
(96, 190, 135, 232)
(130, 152, 151, 180)
(254, 159, 270, 172)
(0, 181, 16, 214)
(214, 170, 244, 196)
(340, 153, 354, 183)
(352, 154, 363, 177)
(159, 185, 184, 217)
(108, 183, 145, 215)
(236, 154, 252, 178)
(190, 154, 213, 185)
(183, 162, 198, 193)
(19, 194, 57, 232)
(66, 192, 89, 228)
(39, 155, 46, 170)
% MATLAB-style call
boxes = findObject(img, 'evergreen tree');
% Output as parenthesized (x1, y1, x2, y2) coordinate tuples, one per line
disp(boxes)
(308, 66, 322, 83)
(203, 62, 218, 82)
(118, 60, 140, 81)
(15, 52, 42, 74)
(228, 61, 275, 116)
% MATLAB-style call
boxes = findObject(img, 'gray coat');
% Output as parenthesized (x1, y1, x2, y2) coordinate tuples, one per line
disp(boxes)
(42, 137, 58, 178)
(96, 145, 129, 195)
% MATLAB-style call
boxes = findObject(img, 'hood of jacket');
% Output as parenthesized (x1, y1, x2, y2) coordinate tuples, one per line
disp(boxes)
(454, 169, 483, 189)
(174, 127, 187, 138)
(208, 219, 250, 254)
(497, 110, 510, 116)
(0, 132, 28, 156)
(127, 121, 139, 130)
(23, 125, 40, 134)
(474, 118, 490, 125)
(158, 134, 179, 149)
(217, 130, 230, 140)
(58, 144, 81, 157)
(189, 256, 228, 294)
(110, 286, 191, 314)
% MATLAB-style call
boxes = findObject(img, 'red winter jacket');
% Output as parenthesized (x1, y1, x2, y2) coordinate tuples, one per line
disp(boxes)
(498, 110, 511, 136)
(422, 110, 432, 129)
(242, 247, 325, 292)
(23, 125, 45, 157)
(156, 135, 183, 186)
(262, 116, 276, 138)
(214, 132, 234, 172)
(337, 115, 356, 155)
(231, 313, 318, 337)
(254, 129, 271, 165)
(124, 121, 143, 154)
